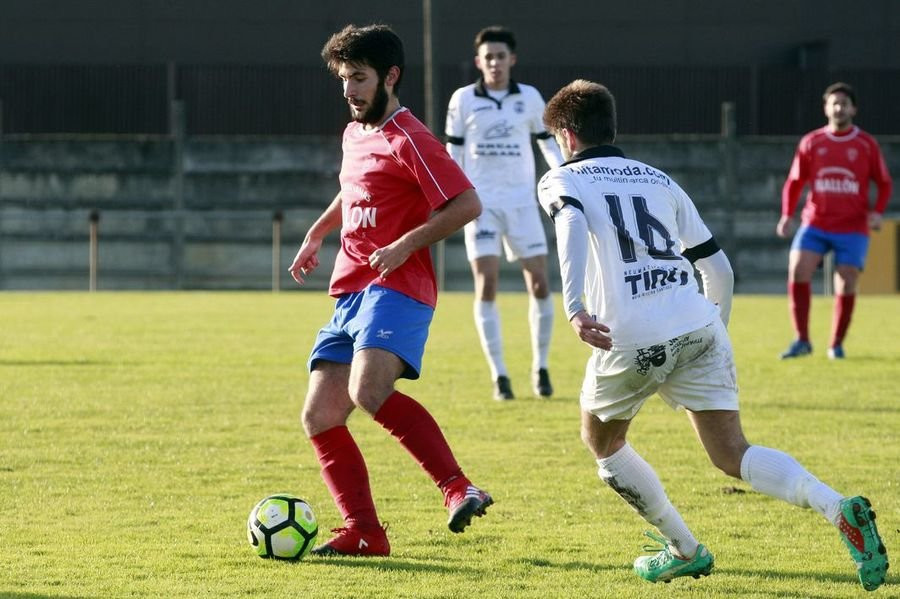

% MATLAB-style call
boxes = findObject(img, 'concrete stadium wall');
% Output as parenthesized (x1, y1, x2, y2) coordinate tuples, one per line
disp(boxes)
(1, 132, 897, 293)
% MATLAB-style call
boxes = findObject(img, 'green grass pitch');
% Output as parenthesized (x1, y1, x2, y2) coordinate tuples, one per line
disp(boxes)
(0, 291, 897, 598)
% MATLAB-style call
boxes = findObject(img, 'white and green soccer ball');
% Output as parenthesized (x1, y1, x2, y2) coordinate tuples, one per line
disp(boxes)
(247, 494, 318, 560)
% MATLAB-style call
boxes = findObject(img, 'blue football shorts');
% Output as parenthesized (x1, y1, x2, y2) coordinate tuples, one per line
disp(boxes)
(308, 285, 434, 380)
(791, 224, 869, 270)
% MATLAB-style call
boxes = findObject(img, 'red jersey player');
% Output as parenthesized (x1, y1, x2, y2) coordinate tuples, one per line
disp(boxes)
(288, 24, 492, 556)
(776, 82, 893, 360)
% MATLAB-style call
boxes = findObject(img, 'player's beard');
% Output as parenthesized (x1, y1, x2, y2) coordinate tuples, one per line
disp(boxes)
(352, 79, 390, 125)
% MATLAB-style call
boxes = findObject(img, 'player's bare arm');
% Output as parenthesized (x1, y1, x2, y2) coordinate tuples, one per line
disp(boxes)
(777, 168, 806, 238)
(368, 188, 481, 278)
(289, 193, 343, 285)
(868, 211, 883, 231)
(569, 310, 612, 350)
(775, 215, 795, 238)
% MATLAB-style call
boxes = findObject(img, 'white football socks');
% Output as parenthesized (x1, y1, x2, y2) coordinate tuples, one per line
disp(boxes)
(597, 443, 699, 558)
(740, 445, 843, 523)
(474, 300, 507, 380)
(529, 295, 554, 372)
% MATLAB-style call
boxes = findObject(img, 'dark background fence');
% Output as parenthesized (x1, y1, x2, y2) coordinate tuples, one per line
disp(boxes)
(2, 63, 899, 136)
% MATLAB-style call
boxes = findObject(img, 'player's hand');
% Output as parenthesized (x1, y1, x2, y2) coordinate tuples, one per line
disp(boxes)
(570, 311, 612, 350)
(288, 236, 322, 285)
(775, 215, 795, 238)
(368, 241, 411, 279)
(868, 211, 883, 232)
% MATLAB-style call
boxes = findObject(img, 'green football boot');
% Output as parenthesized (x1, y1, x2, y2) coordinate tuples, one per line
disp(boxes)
(633, 531, 714, 583)
(835, 496, 889, 591)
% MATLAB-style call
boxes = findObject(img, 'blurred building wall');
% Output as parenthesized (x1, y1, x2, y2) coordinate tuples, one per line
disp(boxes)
(1, 0, 898, 68)
(2, 133, 897, 293)
(1, 1, 898, 291)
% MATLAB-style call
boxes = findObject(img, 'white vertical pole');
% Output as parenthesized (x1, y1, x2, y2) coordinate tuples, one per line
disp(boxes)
(823, 252, 834, 296)
(89, 211, 99, 291)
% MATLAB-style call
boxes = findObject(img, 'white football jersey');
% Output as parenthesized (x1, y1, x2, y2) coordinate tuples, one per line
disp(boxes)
(446, 80, 554, 209)
(538, 145, 720, 350)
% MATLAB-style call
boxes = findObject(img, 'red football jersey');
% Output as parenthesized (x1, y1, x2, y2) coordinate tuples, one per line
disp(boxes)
(329, 107, 473, 307)
(782, 126, 893, 234)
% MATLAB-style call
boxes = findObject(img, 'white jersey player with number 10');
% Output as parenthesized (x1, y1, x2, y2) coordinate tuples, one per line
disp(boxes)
(537, 79, 888, 590)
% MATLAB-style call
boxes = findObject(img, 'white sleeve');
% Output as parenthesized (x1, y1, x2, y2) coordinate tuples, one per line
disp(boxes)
(554, 206, 589, 320)
(693, 250, 734, 326)
(528, 87, 563, 169)
(445, 89, 465, 139)
(446, 142, 465, 167)
(538, 168, 587, 319)
(536, 136, 564, 169)
(445, 89, 466, 168)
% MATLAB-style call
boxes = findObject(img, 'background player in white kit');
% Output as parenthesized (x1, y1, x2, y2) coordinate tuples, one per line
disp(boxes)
(538, 79, 887, 589)
(446, 26, 564, 401)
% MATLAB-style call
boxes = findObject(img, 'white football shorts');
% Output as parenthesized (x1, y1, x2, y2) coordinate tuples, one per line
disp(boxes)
(463, 205, 548, 262)
(581, 319, 739, 422)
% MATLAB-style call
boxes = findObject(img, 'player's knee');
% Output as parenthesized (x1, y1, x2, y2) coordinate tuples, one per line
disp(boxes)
(300, 403, 346, 438)
(477, 279, 498, 300)
(581, 425, 623, 459)
(835, 267, 860, 293)
(347, 383, 391, 416)
(530, 278, 550, 299)
(299, 407, 317, 437)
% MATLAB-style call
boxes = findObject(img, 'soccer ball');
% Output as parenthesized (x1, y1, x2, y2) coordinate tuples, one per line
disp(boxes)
(247, 494, 318, 560)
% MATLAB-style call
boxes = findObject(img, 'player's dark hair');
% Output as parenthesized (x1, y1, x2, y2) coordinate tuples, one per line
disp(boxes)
(321, 24, 405, 94)
(544, 80, 617, 146)
(473, 26, 516, 53)
(823, 82, 856, 106)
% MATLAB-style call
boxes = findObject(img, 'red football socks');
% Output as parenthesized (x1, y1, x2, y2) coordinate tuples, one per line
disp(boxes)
(310, 425, 380, 530)
(788, 281, 812, 341)
(831, 293, 856, 348)
(374, 391, 465, 493)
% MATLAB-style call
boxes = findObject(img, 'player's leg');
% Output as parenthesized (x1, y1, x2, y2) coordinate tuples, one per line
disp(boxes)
(521, 254, 554, 397)
(302, 295, 389, 556)
(508, 205, 554, 397)
(782, 228, 823, 358)
(669, 319, 842, 519)
(583, 342, 716, 582)
(688, 408, 845, 523)
(304, 362, 390, 556)
(465, 214, 512, 399)
(828, 232, 868, 359)
(583, 411, 714, 582)
(687, 409, 888, 591)
(351, 287, 492, 534)
(471, 256, 513, 399)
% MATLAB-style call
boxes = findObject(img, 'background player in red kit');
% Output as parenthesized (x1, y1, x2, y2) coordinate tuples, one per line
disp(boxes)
(288, 24, 492, 556)
(776, 82, 893, 360)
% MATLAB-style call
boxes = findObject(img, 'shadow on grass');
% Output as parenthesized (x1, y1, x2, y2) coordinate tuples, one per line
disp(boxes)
(718, 564, 874, 590)
(305, 555, 620, 577)
(516, 557, 620, 573)
(303, 556, 478, 574)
